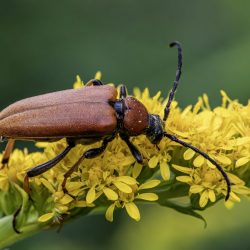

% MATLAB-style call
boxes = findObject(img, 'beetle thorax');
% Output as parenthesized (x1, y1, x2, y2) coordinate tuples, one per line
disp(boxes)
(122, 97, 149, 135)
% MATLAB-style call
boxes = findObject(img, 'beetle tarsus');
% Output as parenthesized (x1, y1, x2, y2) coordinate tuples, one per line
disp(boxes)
(163, 132, 231, 201)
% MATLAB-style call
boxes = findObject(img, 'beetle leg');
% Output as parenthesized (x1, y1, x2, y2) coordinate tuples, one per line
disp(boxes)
(1, 139, 15, 168)
(120, 134, 143, 164)
(119, 85, 127, 99)
(62, 136, 115, 195)
(23, 141, 75, 194)
(85, 79, 103, 86)
(12, 205, 22, 234)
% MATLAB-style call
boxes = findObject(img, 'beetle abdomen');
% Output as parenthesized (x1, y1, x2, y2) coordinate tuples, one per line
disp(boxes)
(0, 86, 118, 139)
(123, 97, 149, 135)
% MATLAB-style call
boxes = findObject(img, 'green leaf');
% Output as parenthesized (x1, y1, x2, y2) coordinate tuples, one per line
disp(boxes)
(159, 198, 207, 228)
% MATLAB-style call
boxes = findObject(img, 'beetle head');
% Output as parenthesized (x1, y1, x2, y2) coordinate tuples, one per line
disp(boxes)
(145, 114, 164, 144)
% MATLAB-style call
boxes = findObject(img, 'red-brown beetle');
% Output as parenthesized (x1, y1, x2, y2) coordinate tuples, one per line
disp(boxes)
(0, 42, 231, 201)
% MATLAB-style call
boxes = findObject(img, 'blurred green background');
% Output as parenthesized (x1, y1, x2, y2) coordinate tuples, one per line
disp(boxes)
(1, 1, 250, 249)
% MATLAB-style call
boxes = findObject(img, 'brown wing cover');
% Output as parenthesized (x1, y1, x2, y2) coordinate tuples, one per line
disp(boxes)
(0, 86, 118, 139)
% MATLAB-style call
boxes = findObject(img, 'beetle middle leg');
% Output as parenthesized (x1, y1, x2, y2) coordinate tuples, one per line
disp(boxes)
(23, 140, 75, 194)
(62, 135, 115, 195)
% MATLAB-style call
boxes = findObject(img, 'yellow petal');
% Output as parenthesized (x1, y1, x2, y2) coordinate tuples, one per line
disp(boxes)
(73, 75, 84, 89)
(125, 202, 140, 221)
(66, 182, 83, 191)
(172, 164, 193, 174)
(113, 181, 132, 193)
(38, 212, 54, 222)
(236, 157, 250, 168)
(86, 186, 96, 203)
(57, 205, 69, 213)
(160, 161, 170, 181)
(148, 156, 159, 168)
(229, 191, 241, 202)
(208, 189, 216, 202)
(59, 194, 74, 205)
(199, 190, 209, 207)
(183, 148, 195, 160)
(231, 185, 250, 195)
(132, 162, 143, 179)
(234, 137, 250, 146)
(227, 173, 245, 185)
(94, 71, 102, 80)
(176, 176, 192, 183)
(75, 201, 95, 207)
(224, 199, 234, 209)
(190, 185, 204, 193)
(116, 176, 137, 185)
(193, 155, 204, 167)
(138, 180, 161, 190)
(103, 187, 118, 201)
(136, 193, 158, 201)
(215, 155, 231, 165)
(40, 178, 55, 193)
(105, 203, 115, 222)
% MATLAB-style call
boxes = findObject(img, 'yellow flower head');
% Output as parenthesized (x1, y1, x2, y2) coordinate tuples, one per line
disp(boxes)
(0, 73, 250, 231)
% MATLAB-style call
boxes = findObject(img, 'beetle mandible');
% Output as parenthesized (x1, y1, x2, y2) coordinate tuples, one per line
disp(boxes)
(0, 42, 231, 200)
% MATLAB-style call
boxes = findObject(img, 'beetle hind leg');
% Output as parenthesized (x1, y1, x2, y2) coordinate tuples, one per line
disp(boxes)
(23, 140, 75, 194)
(1, 139, 15, 169)
(62, 136, 115, 195)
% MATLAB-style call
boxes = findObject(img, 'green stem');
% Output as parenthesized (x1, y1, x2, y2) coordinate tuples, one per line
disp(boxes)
(0, 215, 43, 249)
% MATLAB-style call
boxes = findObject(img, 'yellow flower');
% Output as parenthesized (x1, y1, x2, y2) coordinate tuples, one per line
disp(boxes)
(1, 73, 250, 230)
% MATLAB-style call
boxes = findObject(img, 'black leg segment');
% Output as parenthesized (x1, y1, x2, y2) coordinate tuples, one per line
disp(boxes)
(119, 85, 127, 99)
(120, 134, 143, 164)
(27, 143, 74, 177)
(85, 79, 103, 86)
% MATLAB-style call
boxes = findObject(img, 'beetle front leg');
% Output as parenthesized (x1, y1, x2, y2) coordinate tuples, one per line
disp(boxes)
(120, 134, 143, 164)
(85, 79, 103, 86)
(119, 85, 127, 99)
(1, 139, 15, 168)
(23, 140, 75, 194)
(62, 136, 114, 195)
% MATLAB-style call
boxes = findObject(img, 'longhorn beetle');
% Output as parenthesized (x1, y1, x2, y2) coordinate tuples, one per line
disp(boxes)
(0, 42, 231, 202)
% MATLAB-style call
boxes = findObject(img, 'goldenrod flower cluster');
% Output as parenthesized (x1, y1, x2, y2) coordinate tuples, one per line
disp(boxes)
(0, 72, 250, 240)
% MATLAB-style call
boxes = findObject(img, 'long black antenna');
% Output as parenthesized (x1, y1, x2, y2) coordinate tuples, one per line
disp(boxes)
(164, 132, 231, 201)
(163, 41, 182, 122)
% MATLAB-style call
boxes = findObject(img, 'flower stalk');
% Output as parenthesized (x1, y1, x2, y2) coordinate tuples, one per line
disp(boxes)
(0, 73, 250, 248)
